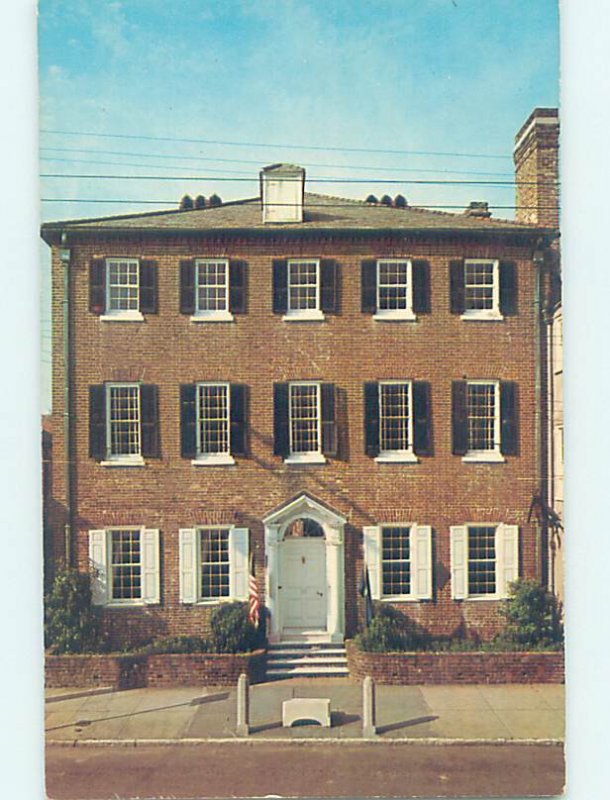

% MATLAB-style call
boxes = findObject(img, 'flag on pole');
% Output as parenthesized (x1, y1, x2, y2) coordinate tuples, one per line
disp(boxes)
(359, 564, 374, 627)
(248, 551, 260, 628)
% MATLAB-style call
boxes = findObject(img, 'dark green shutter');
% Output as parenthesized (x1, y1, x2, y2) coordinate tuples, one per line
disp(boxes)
(140, 385, 160, 458)
(412, 261, 431, 314)
(364, 382, 380, 456)
(230, 384, 247, 456)
(180, 384, 197, 458)
(452, 380, 468, 455)
(321, 383, 338, 456)
(361, 260, 377, 313)
(272, 260, 288, 314)
(320, 260, 339, 313)
(229, 261, 247, 314)
(139, 260, 158, 314)
(89, 259, 106, 315)
(499, 261, 518, 316)
(273, 383, 289, 456)
(412, 381, 431, 455)
(180, 260, 196, 314)
(89, 385, 106, 459)
(500, 381, 519, 455)
(450, 260, 465, 314)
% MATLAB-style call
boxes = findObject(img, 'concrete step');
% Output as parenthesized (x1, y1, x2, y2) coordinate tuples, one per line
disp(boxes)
(268, 657, 348, 667)
(265, 642, 348, 679)
(266, 665, 350, 678)
(267, 648, 346, 657)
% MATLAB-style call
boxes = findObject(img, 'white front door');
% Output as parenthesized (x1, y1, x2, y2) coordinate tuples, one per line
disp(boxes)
(280, 537, 327, 632)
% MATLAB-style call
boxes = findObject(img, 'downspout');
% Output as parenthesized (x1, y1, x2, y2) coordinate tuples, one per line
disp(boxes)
(59, 236, 72, 566)
(533, 239, 546, 586)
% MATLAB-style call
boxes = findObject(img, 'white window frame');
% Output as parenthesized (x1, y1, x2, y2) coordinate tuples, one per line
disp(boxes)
(373, 258, 415, 321)
(192, 382, 235, 466)
(285, 381, 326, 464)
(284, 258, 324, 321)
(375, 380, 418, 464)
(179, 526, 249, 605)
(363, 524, 432, 601)
(102, 383, 145, 466)
(462, 379, 505, 463)
(101, 258, 143, 322)
(461, 258, 503, 321)
(192, 258, 233, 322)
(450, 523, 519, 601)
(89, 527, 160, 607)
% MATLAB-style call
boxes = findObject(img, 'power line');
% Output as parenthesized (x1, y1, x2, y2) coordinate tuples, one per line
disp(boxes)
(41, 128, 513, 160)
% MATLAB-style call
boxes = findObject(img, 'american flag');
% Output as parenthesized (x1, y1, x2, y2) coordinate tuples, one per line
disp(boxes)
(248, 551, 260, 628)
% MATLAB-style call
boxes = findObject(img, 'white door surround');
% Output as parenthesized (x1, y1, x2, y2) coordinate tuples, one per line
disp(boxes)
(263, 494, 346, 644)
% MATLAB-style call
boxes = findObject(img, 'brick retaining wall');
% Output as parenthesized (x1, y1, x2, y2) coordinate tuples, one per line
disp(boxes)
(346, 641, 564, 684)
(45, 654, 147, 689)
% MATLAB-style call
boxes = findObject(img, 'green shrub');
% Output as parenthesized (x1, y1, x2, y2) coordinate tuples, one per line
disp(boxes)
(209, 602, 262, 653)
(499, 579, 563, 648)
(44, 568, 107, 654)
(140, 635, 212, 655)
(355, 604, 420, 653)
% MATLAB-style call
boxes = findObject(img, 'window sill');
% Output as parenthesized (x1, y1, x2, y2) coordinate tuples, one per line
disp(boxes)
(191, 455, 236, 467)
(375, 451, 419, 464)
(104, 600, 157, 608)
(373, 311, 417, 322)
(100, 312, 144, 322)
(462, 594, 506, 602)
(380, 595, 421, 603)
(460, 311, 504, 322)
(100, 457, 146, 468)
(190, 311, 234, 323)
(462, 451, 505, 464)
(182, 598, 234, 606)
(282, 311, 325, 322)
(284, 453, 327, 465)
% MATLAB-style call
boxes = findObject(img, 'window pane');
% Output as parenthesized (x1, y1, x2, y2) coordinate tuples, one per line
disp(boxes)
(465, 261, 494, 311)
(468, 526, 496, 595)
(109, 386, 140, 456)
(197, 384, 229, 454)
(467, 383, 496, 451)
(200, 528, 230, 599)
(288, 261, 318, 311)
(196, 261, 228, 311)
(379, 383, 410, 451)
(381, 526, 411, 595)
(289, 384, 319, 453)
(108, 260, 139, 311)
(378, 261, 408, 311)
(110, 530, 142, 599)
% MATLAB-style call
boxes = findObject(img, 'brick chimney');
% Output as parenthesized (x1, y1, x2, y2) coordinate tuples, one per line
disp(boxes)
(513, 108, 559, 227)
(260, 163, 305, 224)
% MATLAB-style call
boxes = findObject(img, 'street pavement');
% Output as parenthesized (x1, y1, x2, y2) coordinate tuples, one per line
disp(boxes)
(45, 679, 564, 743)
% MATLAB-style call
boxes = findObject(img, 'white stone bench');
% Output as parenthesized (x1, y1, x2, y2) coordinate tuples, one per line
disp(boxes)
(282, 698, 331, 728)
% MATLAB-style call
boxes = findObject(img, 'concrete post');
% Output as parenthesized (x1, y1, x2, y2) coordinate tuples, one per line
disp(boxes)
(236, 672, 250, 736)
(362, 676, 377, 738)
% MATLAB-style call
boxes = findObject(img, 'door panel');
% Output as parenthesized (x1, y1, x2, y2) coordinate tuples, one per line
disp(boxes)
(280, 538, 327, 630)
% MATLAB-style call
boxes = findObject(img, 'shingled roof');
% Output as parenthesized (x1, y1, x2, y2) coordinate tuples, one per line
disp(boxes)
(41, 192, 549, 241)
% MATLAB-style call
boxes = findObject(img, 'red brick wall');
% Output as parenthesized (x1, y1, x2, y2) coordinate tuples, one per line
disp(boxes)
(50, 231, 543, 646)
(346, 641, 564, 684)
(45, 654, 147, 689)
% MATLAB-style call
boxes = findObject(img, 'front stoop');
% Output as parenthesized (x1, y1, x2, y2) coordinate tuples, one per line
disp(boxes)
(266, 642, 349, 679)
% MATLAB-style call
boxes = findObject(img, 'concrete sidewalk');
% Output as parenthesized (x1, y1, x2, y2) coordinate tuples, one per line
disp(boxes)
(45, 680, 564, 744)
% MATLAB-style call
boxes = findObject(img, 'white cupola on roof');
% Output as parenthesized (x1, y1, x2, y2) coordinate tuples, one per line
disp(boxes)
(260, 163, 305, 224)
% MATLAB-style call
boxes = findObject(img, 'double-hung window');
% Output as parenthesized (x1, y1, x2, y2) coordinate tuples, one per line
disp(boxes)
(450, 524, 519, 600)
(377, 381, 417, 463)
(272, 258, 339, 319)
(466, 380, 501, 459)
(194, 259, 231, 320)
(376, 259, 414, 319)
(89, 257, 157, 320)
(196, 383, 233, 465)
(89, 527, 160, 606)
(452, 380, 518, 461)
(286, 259, 323, 320)
(463, 259, 501, 319)
(289, 382, 323, 462)
(363, 524, 432, 600)
(107, 258, 140, 315)
(179, 526, 249, 604)
(273, 382, 338, 463)
(89, 383, 160, 464)
(107, 383, 142, 462)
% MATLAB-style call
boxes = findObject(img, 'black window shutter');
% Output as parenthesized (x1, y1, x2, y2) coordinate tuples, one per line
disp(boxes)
(140, 385, 160, 458)
(412, 381, 432, 455)
(90, 259, 106, 315)
(321, 383, 338, 456)
(412, 260, 431, 314)
(180, 260, 196, 314)
(450, 260, 465, 314)
(89, 385, 106, 459)
(364, 382, 380, 456)
(320, 260, 339, 314)
(180, 384, 197, 458)
(452, 380, 468, 455)
(229, 261, 247, 314)
(230, 384, 248, 456)
(500, 381, 519, 455)
(361, 260, 377, 313)
(499, 261, 518, 316)
(139, 260, 158, 314)
(273, 383, 289, 456)
(272, 260, 288, 314)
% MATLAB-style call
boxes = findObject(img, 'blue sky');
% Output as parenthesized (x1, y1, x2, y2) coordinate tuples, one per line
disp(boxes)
(38, 0, 559, 408)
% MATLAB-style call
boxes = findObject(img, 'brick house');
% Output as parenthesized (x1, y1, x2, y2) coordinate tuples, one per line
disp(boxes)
(41, 112, 558, 655)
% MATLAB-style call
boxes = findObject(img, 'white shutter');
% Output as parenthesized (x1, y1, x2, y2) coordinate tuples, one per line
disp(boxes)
(179, 528, 197, 604)
(450, 526, 468, 600)
(89, 529, 109, 605)
(496, 524, 519, 598)
(141, 528, 160, 604)
(229, 527, 249, 601)
(363, 526, 382, 600)
(411, 525, 432, 600)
